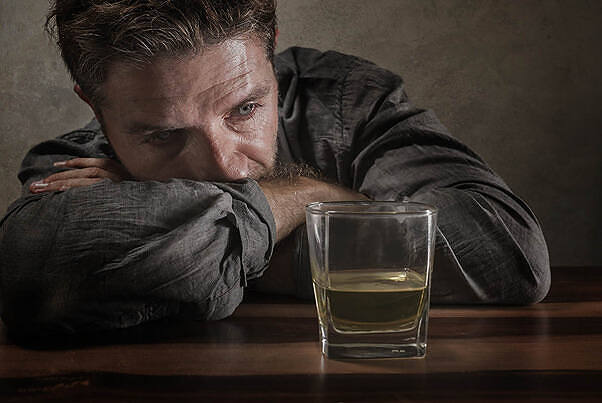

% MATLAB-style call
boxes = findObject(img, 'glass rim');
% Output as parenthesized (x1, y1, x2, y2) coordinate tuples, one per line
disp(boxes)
(305, 200, 438, 216)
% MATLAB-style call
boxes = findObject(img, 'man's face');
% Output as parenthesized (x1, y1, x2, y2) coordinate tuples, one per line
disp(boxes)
(97, 38, 279, 182)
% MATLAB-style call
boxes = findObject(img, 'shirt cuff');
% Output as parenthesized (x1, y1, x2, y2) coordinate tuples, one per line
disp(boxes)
(213, 179, 277, 283)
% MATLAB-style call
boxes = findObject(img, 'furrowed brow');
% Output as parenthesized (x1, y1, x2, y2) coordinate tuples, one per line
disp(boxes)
(218, 83, 272, 107)
(242, 84, 272, 101)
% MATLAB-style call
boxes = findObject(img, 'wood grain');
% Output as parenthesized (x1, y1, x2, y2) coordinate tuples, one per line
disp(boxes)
(0, 266, 601, 401)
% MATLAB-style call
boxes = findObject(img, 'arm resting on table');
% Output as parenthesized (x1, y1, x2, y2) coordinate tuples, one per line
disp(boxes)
(344, 58, 551, 304)
(0, 176, 275, 335)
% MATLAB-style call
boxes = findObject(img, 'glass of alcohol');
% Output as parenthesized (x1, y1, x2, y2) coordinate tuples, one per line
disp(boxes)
(305, 201, 437, 359)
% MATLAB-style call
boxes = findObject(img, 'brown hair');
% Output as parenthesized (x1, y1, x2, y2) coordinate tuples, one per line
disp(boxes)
(45, 0, 277, 106)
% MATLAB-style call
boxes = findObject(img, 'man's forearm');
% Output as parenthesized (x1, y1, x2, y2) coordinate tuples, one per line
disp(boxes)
(259, 176, 368, 242)
(252, 176, 368, 296)
(0, 179, 275, 334)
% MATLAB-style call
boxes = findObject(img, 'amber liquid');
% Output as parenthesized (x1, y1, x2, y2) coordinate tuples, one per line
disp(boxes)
(313, 269, 427, 334)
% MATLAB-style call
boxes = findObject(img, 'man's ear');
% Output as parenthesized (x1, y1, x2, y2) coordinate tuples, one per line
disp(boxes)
(275, 27, 279, 48)
(74, 84, 103, 123)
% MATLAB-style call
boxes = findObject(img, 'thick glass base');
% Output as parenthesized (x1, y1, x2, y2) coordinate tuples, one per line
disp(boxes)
(322, 340, 426, 359)
(317, 294, 430, 360)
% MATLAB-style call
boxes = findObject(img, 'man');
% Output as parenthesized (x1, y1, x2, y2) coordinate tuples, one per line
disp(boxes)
(0, 0, 550, 336)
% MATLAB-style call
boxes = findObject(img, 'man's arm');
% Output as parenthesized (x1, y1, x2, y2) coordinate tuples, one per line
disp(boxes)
(254, 176, 368, 295)
(0, 129, 367, 334)
(342, 57, 551, 304)
(260, 176, 368, 242)
(0, 132, 278, 336)
(275, 48, 550, 304)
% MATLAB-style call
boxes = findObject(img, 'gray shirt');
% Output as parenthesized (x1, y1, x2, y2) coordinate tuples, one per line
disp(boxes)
(0, 47, 550, 336)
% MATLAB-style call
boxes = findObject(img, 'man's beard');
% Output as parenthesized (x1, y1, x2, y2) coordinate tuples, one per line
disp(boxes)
(251, 128, 322, 182)
(257, 156, 322, 182)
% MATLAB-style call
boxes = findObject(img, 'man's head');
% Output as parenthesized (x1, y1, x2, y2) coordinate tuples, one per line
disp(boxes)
(46, 0, 279, 181)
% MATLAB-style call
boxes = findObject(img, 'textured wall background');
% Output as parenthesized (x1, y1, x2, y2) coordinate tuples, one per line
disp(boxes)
(1, 0, 601, 265)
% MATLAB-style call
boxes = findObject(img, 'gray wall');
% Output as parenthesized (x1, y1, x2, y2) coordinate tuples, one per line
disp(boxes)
(1, 0, 601, 266)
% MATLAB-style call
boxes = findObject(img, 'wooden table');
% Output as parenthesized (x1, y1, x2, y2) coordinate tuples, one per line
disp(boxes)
(1, 266, 601, 402)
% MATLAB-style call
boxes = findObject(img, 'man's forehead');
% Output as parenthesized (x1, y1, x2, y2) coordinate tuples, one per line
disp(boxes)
(102, 38, 268, 106)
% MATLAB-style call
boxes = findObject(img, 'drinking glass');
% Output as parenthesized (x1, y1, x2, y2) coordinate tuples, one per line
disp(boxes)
(305, 201, 437, 359)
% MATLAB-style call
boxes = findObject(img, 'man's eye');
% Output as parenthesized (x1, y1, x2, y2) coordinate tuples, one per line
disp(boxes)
(142, 131, 175, 144)
(233, 102, 259, 118)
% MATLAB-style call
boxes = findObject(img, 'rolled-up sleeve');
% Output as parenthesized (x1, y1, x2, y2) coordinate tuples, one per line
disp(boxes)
(0, 136, 275, 335)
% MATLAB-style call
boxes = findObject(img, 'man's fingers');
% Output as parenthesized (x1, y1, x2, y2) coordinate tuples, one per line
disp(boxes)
(30, 164, 121, 193)
(28, 158, 131, 193)
(54, 157, 113, 169)
(30, 178, 103, 193)
(41, 166, 122, 183)
(54, 158, 131, 177)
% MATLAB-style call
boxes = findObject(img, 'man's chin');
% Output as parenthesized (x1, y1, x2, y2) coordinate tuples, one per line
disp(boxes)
(249, 166, 273, 182)
(249, 157, 278, 181)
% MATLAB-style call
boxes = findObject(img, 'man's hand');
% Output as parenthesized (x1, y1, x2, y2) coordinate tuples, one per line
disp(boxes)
(29, 158, 131, 193)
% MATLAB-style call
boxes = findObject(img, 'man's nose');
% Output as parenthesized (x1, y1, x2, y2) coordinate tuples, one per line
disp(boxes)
(197, 129, 249, 181)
